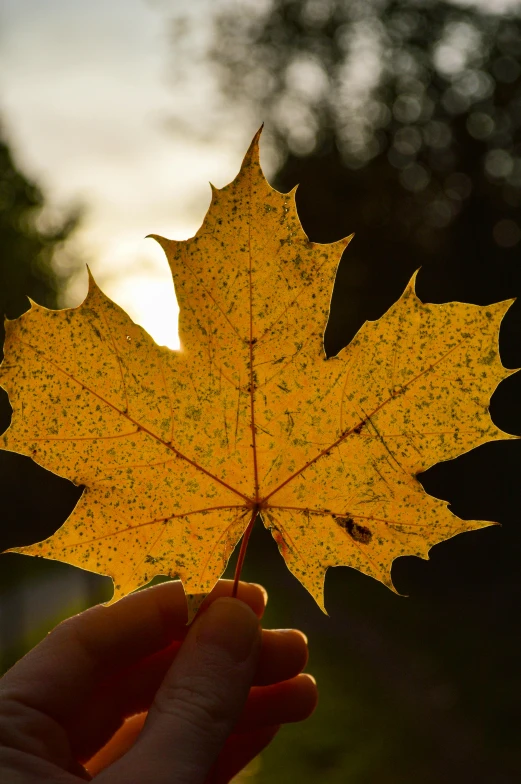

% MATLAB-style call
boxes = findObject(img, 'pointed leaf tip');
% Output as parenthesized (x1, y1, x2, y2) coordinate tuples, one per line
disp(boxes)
(241, 126, 264, 171)
(146, 233, 173, 251)
(404, 268, 422, 298)
(85, 265, 100, 299)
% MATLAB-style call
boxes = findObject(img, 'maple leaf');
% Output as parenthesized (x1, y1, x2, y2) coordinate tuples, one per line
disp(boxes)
(1, 129, 517, 617)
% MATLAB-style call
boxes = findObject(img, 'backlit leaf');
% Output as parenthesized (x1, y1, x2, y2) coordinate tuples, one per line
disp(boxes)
(1, 129, 517, 615)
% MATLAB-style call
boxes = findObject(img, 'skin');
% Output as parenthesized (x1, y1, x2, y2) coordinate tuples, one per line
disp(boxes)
(0, 580, 317, 783)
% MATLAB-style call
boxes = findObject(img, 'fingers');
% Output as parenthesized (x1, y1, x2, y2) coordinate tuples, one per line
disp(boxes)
(72, 627, 308, 761)
(235, 674, 318, 731)
(0, 580, 265, 725)
(85, 675, 316, 777)
(86, 675, 316, 776)
(256, 629, 308, 686)
(97, 598, 261, 784)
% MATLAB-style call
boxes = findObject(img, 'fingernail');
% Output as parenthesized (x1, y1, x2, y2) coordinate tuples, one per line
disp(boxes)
(303, 673, 317, 685)
(251, 583, 269, 605)
(196, 598, 260, 663)
(274, 629, 308, 645)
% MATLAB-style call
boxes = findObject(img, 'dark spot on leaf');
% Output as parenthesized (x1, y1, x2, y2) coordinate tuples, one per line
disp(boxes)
(333, 515, 372, 544)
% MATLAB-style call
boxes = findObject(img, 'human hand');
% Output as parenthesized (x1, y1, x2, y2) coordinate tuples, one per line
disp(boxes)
(0, 580, 317, 783)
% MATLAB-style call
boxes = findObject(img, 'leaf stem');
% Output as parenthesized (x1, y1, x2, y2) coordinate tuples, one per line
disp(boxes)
(232, 507, 258, 597)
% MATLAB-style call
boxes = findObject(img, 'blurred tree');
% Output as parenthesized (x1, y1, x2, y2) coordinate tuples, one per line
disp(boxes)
(0, 126, 84, 669)
(0, 132, 80, 327)
(0, 125, 83, 528)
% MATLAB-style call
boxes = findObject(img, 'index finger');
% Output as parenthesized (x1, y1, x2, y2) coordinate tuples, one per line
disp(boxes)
(0, 579, 266, 724)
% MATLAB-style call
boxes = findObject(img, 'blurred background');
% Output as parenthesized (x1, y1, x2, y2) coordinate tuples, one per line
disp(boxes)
(1, 0, 521, 781)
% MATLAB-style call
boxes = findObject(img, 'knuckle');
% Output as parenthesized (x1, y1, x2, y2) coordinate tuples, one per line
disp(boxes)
(49, 611, 97, 661)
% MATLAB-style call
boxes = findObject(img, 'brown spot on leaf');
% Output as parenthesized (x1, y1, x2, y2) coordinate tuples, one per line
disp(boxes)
(334, 515, 372, 544)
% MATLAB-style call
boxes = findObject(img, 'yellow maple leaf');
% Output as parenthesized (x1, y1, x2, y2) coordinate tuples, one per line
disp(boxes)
(1, 130, 517, 616)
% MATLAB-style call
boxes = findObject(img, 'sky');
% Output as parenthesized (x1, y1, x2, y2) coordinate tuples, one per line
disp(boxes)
(0, 0, 258, 348)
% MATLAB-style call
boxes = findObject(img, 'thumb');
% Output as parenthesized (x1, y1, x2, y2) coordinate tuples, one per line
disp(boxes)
(104, 597, 261, 784)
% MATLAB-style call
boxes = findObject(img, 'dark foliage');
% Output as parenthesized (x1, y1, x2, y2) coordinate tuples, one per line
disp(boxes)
(0, 129, 84, 670)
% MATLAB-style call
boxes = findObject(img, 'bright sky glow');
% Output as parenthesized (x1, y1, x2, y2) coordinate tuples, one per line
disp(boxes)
(0, 0, 257, 349)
